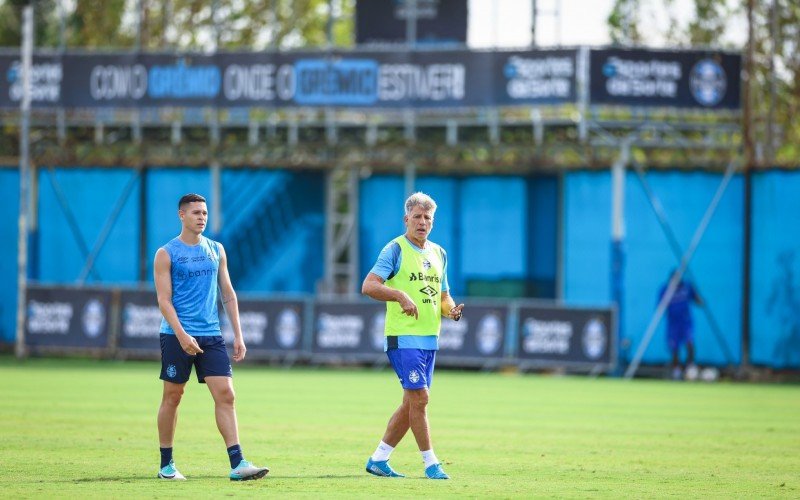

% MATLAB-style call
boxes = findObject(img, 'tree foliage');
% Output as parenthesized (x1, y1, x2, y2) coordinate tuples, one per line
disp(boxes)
(607, 0, 643, 46)
(0, 0, 61, 47)
(68, 0, 130, 48)
(0, 0, 354, 50)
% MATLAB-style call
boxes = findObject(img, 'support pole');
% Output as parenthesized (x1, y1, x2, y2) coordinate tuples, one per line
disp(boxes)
(15, 5, 33, 359)
(210, 162, 222, 236)
(405, 0, 417, 48)
(610, 139, 629, 371)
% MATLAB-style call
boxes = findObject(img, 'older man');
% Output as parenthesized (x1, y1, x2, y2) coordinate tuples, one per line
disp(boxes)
(361, 192, 464, 480)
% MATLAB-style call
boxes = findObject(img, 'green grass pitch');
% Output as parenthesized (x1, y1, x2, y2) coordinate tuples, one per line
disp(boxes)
(0, 356, 798, 498)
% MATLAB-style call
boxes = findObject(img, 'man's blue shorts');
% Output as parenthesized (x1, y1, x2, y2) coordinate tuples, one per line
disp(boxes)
(667, 325, 694, 352)
(160, 334, 232, 384)
(386, 348, 436, 390)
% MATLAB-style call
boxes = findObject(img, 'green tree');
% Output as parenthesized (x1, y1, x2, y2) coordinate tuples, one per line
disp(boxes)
(607, 0, 643, 46)
(686, 0, 736, 46)
(0, 0, 61, 47)
(748, 0, 800, 164)
(136, 0, 354, 50)
(68, 0, 130, 48)
(0, 0, 355, 50)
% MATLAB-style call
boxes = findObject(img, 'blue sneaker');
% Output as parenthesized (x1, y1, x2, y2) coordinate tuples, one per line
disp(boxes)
(365, 458, 405, 478)
(158, 460, 186, 480)
(425, 463, 450, 480)
(229, 459, 269, 481)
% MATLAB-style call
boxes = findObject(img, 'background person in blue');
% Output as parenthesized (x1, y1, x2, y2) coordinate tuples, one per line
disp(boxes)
(361, 192, 464, 480)
(659, 270, 703, 380)
(154, 193, 269, 481)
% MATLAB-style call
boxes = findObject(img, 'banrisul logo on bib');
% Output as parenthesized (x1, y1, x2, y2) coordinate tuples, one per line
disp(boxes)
(690, 59, 726, 106)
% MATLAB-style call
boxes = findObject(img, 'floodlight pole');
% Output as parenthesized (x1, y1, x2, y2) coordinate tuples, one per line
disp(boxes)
(15, 5, 33, 359)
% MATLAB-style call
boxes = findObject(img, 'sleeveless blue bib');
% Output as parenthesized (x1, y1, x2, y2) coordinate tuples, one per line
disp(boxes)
(159, 236, 221, 335)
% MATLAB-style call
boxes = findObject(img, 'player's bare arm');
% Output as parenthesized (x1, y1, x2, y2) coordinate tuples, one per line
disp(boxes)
(362, 272, 419, 319)
(440, 291, 464, 321)
(154, 248, 203, 355)
(217, 243, 246, 362)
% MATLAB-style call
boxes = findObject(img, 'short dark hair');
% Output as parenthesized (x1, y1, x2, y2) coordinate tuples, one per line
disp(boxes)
(178, 193, 206, 209)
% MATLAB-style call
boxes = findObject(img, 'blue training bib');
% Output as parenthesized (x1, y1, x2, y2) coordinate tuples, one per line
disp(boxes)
(159, 236, 221, 336)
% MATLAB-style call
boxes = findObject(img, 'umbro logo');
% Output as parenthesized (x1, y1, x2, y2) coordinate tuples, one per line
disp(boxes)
(419, 286, 437, 297)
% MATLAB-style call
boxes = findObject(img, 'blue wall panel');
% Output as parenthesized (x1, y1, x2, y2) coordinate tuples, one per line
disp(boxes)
(750, 172, 800, 368)
(623, 172, 743, 366)
(145, 168, 211, 279)
(241, 214, 324, 293)
(563, 170, 742, 367)
(146, 168, 324, 294)
(38, 168, 140, 284)
(563, 171, 612, 304)
(220, 169, 285, 234)
(529, 175, 559, 296)
(359, 175, 405, 281)
(233, 171, 325, 294)
(0, 170, 20, 342)
(460, 177, 526, 280)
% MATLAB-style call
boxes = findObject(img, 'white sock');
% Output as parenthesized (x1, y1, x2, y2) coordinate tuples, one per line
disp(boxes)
(371, 441, 394, 462)
(421, 449, 439, 468)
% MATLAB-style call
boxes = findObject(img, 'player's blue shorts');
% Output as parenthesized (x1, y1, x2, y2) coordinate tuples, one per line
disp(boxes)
(387, 348, 436, 390)
(667, 325, 694, 352)
(160, 334, 232, 384)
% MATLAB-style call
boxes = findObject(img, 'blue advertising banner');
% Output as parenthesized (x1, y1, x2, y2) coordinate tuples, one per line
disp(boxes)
(116, 289, 307, 358)
(310, 301, 387, 359)
(25, 285, 112, 349)
(437, 303, 509, 365)
(118, 289, 161, 351)
(589, 48, 741, 109)
(516, 304, 616, 370)
(0, 49, 578, 109)
(219, 298, 307, 357)
(0, 48, 740, 110)
(309, 300, 510, 366)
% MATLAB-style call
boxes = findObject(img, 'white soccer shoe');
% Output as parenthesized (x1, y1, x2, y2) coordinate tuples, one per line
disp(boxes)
(158, 461, 186, 480)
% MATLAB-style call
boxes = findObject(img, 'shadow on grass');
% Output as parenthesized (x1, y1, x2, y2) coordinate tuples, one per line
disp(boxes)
(64, 474, 427, 482)
(61, 474, 406, 484)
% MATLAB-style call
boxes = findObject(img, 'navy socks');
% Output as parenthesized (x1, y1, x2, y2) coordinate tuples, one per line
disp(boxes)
(227, 444, 243, 468)
(160, 447, 173, 468)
